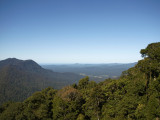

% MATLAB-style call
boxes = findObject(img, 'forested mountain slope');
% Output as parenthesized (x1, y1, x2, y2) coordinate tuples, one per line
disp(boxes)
(0, 58, 83, 105)
(0, 42, 160, 120)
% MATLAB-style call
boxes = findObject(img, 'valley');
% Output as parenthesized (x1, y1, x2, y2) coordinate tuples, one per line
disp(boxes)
(42, 63, 136, 82)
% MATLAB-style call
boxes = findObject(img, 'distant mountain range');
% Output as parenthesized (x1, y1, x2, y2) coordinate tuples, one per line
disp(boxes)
(42, 63, 136, 81)
(0, 58, 83, 104)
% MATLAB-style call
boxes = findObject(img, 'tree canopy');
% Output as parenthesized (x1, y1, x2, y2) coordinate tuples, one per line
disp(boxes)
(0, 42, 160, 120)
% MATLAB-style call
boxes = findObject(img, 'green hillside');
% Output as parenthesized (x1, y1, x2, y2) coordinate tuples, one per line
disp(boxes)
(0, 58, 83, 105)
(0, 42, 160, 120)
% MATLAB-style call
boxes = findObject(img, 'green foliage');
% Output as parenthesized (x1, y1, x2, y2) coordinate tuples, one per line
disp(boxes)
(52, 86, 83, 120)
(83, 85, 105, 120)
(0, 102, 25, 120)
(0, 87, 56, 120)
(78, 76, 89, 90)
(139, 42, 160, 79)
(0, 42, 160, 120)
(77, 114, 85, 120)
(140, 42, 160, 60)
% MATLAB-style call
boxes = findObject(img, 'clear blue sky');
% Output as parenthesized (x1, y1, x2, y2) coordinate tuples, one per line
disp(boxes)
(0, 0, 160, 64)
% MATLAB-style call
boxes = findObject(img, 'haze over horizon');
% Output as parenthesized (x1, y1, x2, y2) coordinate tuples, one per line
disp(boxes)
(0, 0, 160, 64)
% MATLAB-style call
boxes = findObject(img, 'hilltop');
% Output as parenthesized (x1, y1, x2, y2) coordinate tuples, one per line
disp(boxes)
(0, 58, 83, 104)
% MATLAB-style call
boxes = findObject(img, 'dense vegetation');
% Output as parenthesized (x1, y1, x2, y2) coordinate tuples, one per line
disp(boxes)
(0, 42, 160, 120)
(0, 58, 82, 105)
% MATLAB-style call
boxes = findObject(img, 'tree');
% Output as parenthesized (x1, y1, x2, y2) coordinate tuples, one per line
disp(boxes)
(52, 86, 83, 120)
(78, 76, 89, 90)
(139, 42, 160, 78)
(83, 86, 105, 120)
(140, 42, 160, 60)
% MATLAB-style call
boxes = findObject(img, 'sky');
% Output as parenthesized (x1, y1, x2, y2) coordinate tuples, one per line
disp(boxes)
(0, 0, 160, 64)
